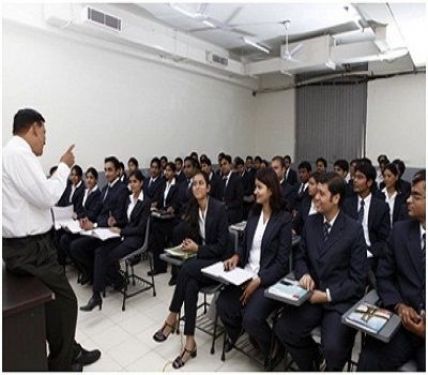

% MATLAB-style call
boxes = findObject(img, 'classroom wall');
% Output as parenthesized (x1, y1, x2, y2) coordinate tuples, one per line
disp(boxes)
(2, 21, 256, 172)
(253, 89, 296, 161)
(366, 73, 426, 168)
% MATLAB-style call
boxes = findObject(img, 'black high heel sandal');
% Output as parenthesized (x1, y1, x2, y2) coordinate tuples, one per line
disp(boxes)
(152, 321, 177, 342)
(172, 346, 197, 369)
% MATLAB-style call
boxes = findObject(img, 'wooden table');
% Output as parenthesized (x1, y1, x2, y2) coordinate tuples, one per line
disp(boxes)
(3, 266, 54, 371)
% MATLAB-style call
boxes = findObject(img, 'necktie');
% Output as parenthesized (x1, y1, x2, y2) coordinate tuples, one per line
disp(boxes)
(323, 222, 331, 242)
(358, 199, 365, 224)
(222, 176, 228, 195)
(148, 178, 153, 188)
(103, 186, 110, 202)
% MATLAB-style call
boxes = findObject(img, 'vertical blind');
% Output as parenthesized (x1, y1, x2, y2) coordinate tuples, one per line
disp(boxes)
(295, 82, 367, 166)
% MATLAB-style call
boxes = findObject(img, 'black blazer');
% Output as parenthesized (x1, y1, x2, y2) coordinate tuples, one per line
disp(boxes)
(177, 179, 193, 214)
(175, 170, 186, 184)
(294, 211, 368, 313)
(238, 209, 292, 287)
(342, 195, 390, 258)
(375, 190, 408, 226)
(120, 196, 151, 248)
(220, 172, 244, 224)
(241, 170, 255, 197)
(209, 172, 223, 201)
(381, 179, 411, 198)
(292, 194, 312, 235)
(97, 181, 130, 228)
(377, 219, 425, 313)
(285, 168, 298, 186)
(280, 179, 296, 212)
(76, 188, 102, 222)
(195, 198, 230, 261)
(57, 180, 85, 212)
(144, 176, 164, 202)
(156, 180, 180, 213)
(293, 183, 309, 212)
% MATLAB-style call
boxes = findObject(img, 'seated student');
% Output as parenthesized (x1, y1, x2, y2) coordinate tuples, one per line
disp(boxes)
(69, 156, 129, 283)
(190, 151, 199, 162)
(293, 171, 321, 235)
(376, 154, 389, 188)
(358, 170, 426, 372)
(152, 171, 229, 368)
(260, 159, 270, 169)
(199, 153, 208, 164)
(391, 159, 412, 198)
(245, 156, 256, 178)
(58, 167, 103, 266)
(234, 156, 255, 219)
(118, 161, 128, 185)
(57, 165, 85, 212)
(148, 162, 181, 275)
(254, 155, 262, 171)
(178, 156, 200, 209)
(284, 155, 298, 186)
(200, 157, 222, 200)
(217, 167, 292, 360)
(174, 157, 186, 184)
(294, 161, 312, 212)
(219, 154, 244, 224)
(334, 159, 354, 197)
(342, 162, 390, 271)
(348, 158, 358, 188)
(376, 163, 408, 227)
(275, 172, 368, 371)
(215, 152, 226, 175)
(127, 157, 139, 177)
(316, 157, 327, 174)
(160, 155, 168, 172)
(144, 157, 164, 202)
(272, 155, 295, 211)
(80, 170, 151, 311)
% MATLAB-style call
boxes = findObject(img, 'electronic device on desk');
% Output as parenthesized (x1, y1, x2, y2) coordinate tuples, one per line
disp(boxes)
(265, 277, 311, 306)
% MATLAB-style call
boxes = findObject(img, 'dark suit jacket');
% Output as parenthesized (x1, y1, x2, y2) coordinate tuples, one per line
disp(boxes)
(220, 172, 244, 224)
(342, 195, 390, 258)
(97, 181, 130, 228)
(294, 211, 368, 313)
(76, 188, 102, 222)
(144, 176, 164, 202)
(120, 196, 151, 248)
(280, 179, 296, 212)
(285, 168, 298, 186)
(176, 170, 186, 184)
(375, 190, 408, 225)
(238, 209, 292, 287)
(156, 180, 180, 213)
(292, 194, 312, 235)
(377, 219, 425, 313)
(177, 179, 193, 215)
(196, 198, 230, 261)
(57, 180, 85, 212)
(209, 172, 223, 201)
(241, 170, 255, 197)
(293, 183, 309, 212)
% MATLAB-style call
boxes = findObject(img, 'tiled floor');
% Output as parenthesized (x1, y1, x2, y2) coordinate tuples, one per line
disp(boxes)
(69, 261, 265, 372)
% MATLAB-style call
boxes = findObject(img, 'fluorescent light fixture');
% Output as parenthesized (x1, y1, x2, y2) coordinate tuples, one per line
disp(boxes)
(325, 60, 336, 70)
(380, 47, 408, 61)
(202, 20, 216, 28)
(169, 3, 203, 19)
(242, 37, 270, 54)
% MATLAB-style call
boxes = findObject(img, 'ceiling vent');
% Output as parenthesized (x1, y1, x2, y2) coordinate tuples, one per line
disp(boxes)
(206, 51, 229, 67)
(83, 7, 122, 32)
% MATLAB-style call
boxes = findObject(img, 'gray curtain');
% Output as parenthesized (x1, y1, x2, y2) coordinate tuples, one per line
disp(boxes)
(295, 83, 367, 167)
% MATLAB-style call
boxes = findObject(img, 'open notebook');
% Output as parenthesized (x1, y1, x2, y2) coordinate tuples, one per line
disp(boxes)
(201, 261, 254, 286)
(265, 277, 311, 306)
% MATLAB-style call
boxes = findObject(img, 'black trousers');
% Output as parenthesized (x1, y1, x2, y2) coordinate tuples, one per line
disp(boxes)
(69, 236, 103, 279)
(274, 303, 356, 371)
(358, 326, 425, 371)
(150, 217, 179, 272)
(216, 285, 280, 356)
(2, 231, 78, 371)
(169, 258, 217, 336)
(92, 237, 143, 293)
(58, 232, 81, 266)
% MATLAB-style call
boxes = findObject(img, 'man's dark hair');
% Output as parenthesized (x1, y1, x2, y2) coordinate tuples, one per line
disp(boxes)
(220, 154, 232, 164)
(246, 156, 253, 161)
(128, 157, 139, 168)
(316, 157, 327, 168)
(160, 156, 168, 163)
(119, 162, 125, 171)
(355, 161, 376, 183)
(86, 167, 99, 180)
(234, 157, 245, 167)
(412, 169, 426, 186)
(217, 152, 226, 160)
(377, 154, 389, 164)
(175, 157, 183, 164)
(201, 157, 212, 167)
(298, 161, 312, 172)
(150, 157, 161, 168)
(13, 108, 45, 135)
(334, 159, 349, 173)
(319, 172, 346, 206)
(184, 156, 199, 170)
(272, 155, 286, 168)
(360, 157, 373, 166)
(284, 155, 291, 163)
(104, 156, 120, 170)
(72, 165, 83, 178)
(254, 156, 262, 163)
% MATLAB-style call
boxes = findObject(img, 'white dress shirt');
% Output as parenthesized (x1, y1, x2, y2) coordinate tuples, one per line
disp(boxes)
(103, 177, 119, 200)
(223, 171, 232, 189)
(127, 191, 144, 221)
(82, 185, 98, 207)
(69, 180, 82, 203)
(420, 224, 425, 251)
(358, 193, 372, 249)
(308, 199, 318, 216)
(163, 178, 176, 207)
(245, 213, 269, 275)
(2, 136, 70, 238)
(382, 187, 397, 227)
(198, 199, 209, 245)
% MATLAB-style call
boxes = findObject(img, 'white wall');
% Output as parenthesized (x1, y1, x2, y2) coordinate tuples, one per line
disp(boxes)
(366, 73, 426, 168)
(253, 89, 296, 161)
(2, 21, 256, 171)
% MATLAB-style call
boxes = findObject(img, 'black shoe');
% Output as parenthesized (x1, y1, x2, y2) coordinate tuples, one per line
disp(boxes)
(172, 346, 197, 369)
(73, 345, 102, 366)
(224, 337, 234, 353)
(148, 269, 167, 276)
(71, 362, 83, 371)
(168, 276, 177, 286)
(80, 295, 102, 312)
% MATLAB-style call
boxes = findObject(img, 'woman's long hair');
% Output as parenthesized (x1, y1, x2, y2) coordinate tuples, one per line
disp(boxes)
(383, 163, 400, 192)
(250, 167, 282, 217)
(183, 171, 211, 240)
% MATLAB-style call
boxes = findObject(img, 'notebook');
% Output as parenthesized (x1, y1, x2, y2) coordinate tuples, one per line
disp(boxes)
(164, 245, 197, 260)
(201, 261, 254, 286)
(344, 302, 392, 334)
(265, 277, 311, 306)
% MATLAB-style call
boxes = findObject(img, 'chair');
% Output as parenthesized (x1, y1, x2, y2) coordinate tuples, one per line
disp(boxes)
(119, 217, 156, 311)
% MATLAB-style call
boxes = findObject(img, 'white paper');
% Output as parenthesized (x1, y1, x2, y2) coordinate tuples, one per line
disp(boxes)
(229, 221, 247, 232)
(367, 249, 373, 258)
(56, 219, 81, 234)
(202, 261, 254, 286)
(52, 205, 74, 222)
(92, 228, 121, 241)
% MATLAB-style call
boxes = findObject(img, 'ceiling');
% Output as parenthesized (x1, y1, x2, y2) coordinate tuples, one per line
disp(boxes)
(134, 2, 426, 67)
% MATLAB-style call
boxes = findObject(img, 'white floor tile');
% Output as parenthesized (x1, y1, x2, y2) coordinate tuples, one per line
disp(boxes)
(107, 337, 152, 368)
(90, 325, 134, 352)
(83, 354, 123, 372)
(125, 349, 170, 372)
